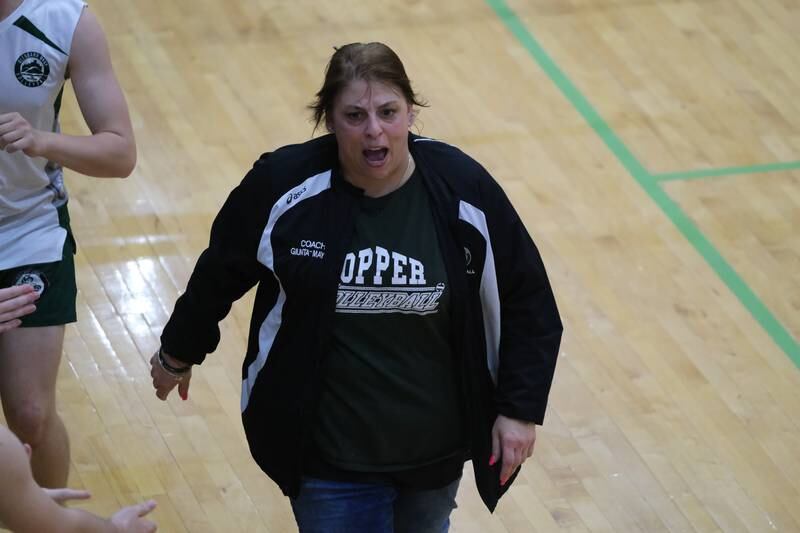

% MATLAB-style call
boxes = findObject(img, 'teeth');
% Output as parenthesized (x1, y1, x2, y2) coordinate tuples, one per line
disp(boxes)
(364, 148, 387, 163)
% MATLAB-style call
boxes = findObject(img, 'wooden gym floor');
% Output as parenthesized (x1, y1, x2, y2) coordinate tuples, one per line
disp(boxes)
(9, 0, 800, 531)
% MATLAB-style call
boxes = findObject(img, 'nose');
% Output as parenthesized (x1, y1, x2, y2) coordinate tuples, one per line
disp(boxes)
(364, 113, 382, 138)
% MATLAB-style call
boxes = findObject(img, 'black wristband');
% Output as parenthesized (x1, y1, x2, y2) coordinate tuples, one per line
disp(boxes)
(158, 347, 191, 375)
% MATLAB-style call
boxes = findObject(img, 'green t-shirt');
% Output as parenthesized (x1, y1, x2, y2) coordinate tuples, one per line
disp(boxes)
(313, 170, 464, 472)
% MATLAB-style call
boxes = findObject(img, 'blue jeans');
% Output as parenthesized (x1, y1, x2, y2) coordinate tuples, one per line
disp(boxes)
(290, 476, 461, 533)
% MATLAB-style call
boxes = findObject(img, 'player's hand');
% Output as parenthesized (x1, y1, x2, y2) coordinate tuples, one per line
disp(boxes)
(42, 488, 92, 505)
(0, 285, 39, 333)
(0, 112, 45, 157)
(110, 500, 157, 533)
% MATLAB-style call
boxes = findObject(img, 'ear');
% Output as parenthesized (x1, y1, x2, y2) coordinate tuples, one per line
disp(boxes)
(326, 119, 335, 133)
(408, 109, 416, 127)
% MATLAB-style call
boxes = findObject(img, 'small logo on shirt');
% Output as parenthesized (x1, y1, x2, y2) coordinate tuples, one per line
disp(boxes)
(13, 270, 48, 296)
(464, 247, 476, 275)
(285, 186, 307, 205)
(15, 52, 50, 87)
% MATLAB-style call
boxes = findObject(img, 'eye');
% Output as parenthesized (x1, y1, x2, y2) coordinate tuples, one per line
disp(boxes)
(381, 108, 397, 118)
(345, 111, 363, 120)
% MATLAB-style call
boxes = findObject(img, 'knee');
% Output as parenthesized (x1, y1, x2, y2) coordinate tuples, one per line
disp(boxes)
(5, 402, 52, 447)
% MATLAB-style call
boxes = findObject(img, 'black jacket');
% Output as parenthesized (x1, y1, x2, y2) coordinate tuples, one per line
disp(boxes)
(161, 133, 563, 511)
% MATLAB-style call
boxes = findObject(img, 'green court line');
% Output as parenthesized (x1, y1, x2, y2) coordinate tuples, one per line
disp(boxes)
(486, 0, 800, 367)
(655, 160, 800, 182)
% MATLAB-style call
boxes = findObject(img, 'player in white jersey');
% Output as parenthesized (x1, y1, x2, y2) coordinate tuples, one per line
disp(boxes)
(0, 0, 135, 489)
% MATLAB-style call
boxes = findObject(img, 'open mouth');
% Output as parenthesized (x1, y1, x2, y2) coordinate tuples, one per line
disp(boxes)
(363, 148, 389, 166)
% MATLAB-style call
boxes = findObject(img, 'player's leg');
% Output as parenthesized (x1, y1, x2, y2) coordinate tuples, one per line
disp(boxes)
(0, 213, 77, 488)
(0, 324, 70, 488)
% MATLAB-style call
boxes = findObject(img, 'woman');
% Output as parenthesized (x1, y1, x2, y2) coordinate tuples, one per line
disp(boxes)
(0, 0, 136, 489)
(151, 42, 562, 532)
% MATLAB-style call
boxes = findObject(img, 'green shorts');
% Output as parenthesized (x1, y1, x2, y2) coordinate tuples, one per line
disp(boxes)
(0, 204, 77, 327)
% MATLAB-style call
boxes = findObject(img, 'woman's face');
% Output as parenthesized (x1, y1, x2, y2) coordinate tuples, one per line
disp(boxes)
(328, 79, 414, 197)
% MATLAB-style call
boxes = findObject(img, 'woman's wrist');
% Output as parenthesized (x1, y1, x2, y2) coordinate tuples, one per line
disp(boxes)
(157, 347, 191, 375)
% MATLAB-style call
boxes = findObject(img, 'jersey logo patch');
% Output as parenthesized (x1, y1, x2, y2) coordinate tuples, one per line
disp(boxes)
(13, 270, 48, 296)
(15, 52, 50, 87)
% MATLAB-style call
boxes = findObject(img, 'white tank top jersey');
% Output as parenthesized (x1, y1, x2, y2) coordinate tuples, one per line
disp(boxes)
(0, 0, 86, 270)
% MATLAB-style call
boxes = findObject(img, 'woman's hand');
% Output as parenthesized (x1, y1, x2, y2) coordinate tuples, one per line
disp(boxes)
(490, 414, 537, 486)
(0, 285, 39, 333)
(149, 351, 191, 401)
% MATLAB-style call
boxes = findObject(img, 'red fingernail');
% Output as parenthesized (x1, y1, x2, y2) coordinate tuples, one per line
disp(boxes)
(489, 455, 496, 466)
(180, 391, 188, 401)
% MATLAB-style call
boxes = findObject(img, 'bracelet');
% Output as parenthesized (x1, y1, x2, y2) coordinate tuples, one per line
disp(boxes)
(157, 347, 191, 377)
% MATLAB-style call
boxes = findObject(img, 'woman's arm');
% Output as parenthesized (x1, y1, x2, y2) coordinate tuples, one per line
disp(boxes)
(158, 161, 274, 366)
(0, 9, 135, 177)
(0, 426, 157, 533)
(478, 167, 563, 485)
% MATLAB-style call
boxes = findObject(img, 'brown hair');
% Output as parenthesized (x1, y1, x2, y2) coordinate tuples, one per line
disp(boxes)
(309, 42, 427, 131)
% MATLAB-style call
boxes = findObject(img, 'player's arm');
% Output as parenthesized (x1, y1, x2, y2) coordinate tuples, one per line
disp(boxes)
(0, 426, 156, 533)
(47, 8, 136, 177)
(0, 9, 136, 177)
(0, 425, 110, 532)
